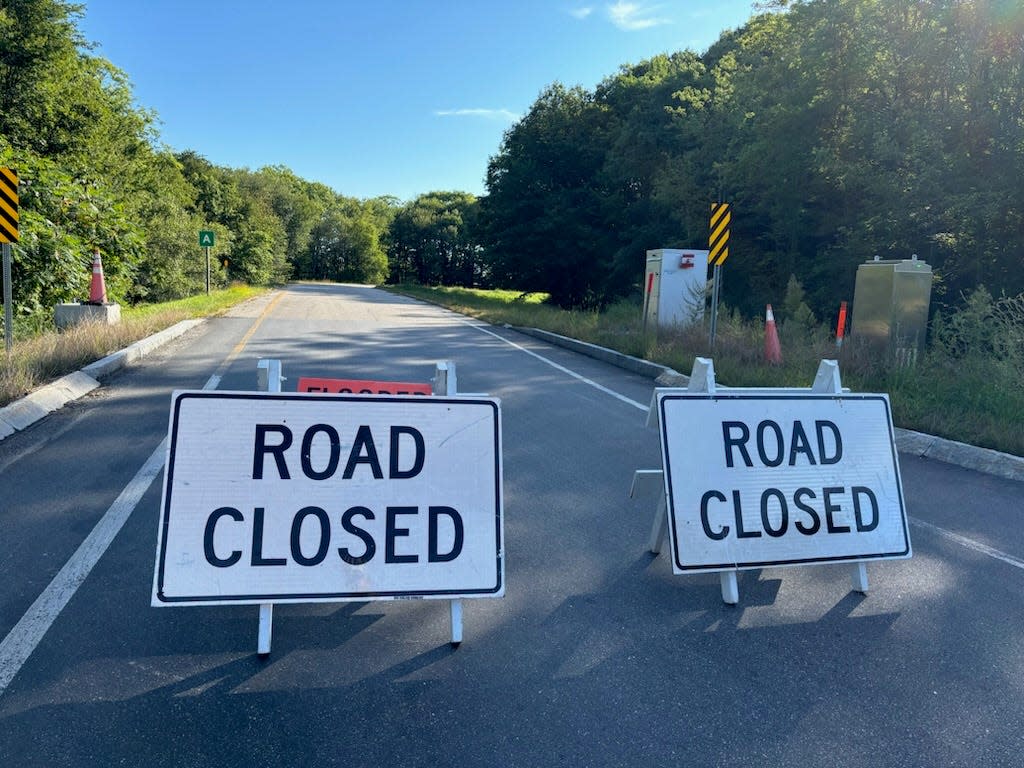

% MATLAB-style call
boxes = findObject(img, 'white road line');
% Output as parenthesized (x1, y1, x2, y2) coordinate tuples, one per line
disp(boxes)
(462, 319, 1024, 574)
(910, 517, 1024, 571)
(464, 322, 648, 411)
(0, 374, 220, 697)
(0, 440, 166, 695)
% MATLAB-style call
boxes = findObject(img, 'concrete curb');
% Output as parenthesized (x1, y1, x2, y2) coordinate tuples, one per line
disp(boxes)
(0, 318, 205, 443)
(511, 326, 682, 380)
(510, 325, 1024, 484)
(81, 319, 205, 380)
(893, 428, 1024, 483)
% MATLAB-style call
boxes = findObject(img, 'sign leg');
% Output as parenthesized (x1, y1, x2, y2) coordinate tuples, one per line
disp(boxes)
(257, 604, 274, 657)
(851, 563, 869, 594)
(436, 361, 466, 647)
(648, 493, 668, 554)
(256, 358, 283, 656)
(450, 599, 463, 646)
(720, 571, 739, 604)
(3, 243, 12, 356)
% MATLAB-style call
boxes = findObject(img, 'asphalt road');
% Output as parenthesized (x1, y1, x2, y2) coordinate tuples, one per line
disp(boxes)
(1, 283, 1022, 767)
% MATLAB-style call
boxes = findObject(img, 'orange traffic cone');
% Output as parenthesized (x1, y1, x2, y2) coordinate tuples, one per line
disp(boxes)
(764, 304, 782, 364)
(89, 248, 107, 305)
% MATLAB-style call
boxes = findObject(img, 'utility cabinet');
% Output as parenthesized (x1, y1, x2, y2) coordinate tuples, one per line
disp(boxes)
(851, 256, 933, 364)
(642, 249, 708, 330)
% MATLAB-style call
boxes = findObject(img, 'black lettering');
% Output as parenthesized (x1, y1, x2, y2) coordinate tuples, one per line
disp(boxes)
(300, 424, 341, 480)
(428, 506, 464, 562)
(816, 420, 843, 465)
(342, 425, 384, 479)
(722, 422, 752, 468)
(339, 506, 376, 565)
(823, 487, 850, 533)
(700, 491, 730, 540)
(733, 490, 762, 538)
(204, 507, 243, 567)
(760, 488, 789, 537)
(253, 425, 292, 479)
(756, 420, 784, 467)
(251, 507, 287, 565)
(788, 421, 817, 466)
(853, 486, 880, 532)
(386, 506, 419, 564)
(290, 506, 331, 566)
(793, 487, 821, 535)
(390, 425, 425, 479)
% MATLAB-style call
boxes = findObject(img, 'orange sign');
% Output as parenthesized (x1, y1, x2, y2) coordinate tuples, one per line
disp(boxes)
(297, 377, 432, 396)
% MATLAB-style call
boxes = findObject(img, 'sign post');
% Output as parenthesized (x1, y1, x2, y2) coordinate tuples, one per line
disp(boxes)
(708, 202, 730, 345)
(199, 230, 215, 295)
(634, 357, 910, 604)
(1, 168, 19, 355)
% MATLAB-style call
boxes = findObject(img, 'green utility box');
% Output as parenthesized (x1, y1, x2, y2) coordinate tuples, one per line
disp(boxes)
(851, 256, 933, 365)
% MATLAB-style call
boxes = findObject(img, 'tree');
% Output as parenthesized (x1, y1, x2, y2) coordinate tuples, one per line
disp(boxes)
(481, 83, 613, 308)
(388, 191, 482, 286)
(306, 203, 388, 284)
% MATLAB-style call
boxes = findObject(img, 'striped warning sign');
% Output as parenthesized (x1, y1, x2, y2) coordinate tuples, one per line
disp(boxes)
(0, 168, 18, 243)
(708, 202, 730, 267)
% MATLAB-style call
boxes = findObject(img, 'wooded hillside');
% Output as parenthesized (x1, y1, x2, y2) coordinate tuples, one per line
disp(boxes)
(2, 0, 1021, 321)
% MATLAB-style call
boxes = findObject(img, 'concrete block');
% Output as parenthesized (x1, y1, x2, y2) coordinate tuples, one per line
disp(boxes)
(54, 303, 121, 330)
(0, 397, 50, 431)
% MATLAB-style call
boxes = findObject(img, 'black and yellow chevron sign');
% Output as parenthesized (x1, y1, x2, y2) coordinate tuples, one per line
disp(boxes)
(708, 201, 730, 267)
(0, 167, 18, 243)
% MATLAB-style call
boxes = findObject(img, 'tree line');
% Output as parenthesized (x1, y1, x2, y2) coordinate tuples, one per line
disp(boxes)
(2, 0, 1021, 323)
(483, 0, 1024, 316)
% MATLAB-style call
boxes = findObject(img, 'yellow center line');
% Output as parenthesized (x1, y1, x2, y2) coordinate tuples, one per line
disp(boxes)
(212, 290, 286, 380)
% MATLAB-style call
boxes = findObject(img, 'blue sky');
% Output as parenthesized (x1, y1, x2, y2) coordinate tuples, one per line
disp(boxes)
(78, 1, 758, 202)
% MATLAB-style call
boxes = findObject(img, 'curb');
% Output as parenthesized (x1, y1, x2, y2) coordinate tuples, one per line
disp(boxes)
(510, 325, 1024, 484)
(893, 428, 1024, 483)
(511, 326, 681, 380)
(0, 319, 205, 443)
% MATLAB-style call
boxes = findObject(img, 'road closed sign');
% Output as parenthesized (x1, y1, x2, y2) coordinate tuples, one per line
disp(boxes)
(658, 393, 910, 573)
(153, 392, 503, 605)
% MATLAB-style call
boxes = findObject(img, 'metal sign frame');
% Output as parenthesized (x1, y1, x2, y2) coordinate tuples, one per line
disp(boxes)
(633, 357, 911, 605)
(659, 392, 911, 573)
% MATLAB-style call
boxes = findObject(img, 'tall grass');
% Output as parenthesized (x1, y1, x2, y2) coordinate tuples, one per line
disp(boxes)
(387, 284, 1024, 457)
(0, 285, 266, 407)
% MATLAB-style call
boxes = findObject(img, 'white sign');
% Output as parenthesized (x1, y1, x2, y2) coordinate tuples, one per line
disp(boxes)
(153, 392, 503, 605)
(658, 393, 910, 573)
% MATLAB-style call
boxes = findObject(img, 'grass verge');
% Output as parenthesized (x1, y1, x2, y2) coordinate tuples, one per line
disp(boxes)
(386, 284, 1024, 457)
(0, 285, 267, 407)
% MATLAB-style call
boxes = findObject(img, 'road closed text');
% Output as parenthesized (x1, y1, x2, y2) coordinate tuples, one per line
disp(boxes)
(154, 393, 503, 604)
(698, 419, 879, 541)
(204, 503, 465, 568)
(658, 394, 910, 572)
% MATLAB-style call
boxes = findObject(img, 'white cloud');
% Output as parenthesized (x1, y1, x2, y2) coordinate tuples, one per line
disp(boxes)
(434, 108, 521, 122)
(569, 6, 594, 19)
(607, 1, 670, 30)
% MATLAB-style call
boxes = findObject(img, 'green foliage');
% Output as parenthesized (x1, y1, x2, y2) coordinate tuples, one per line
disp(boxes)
(305, 203, 389, 284)
(4, 0, 1023, 382)
(481, 83, 614, 308)
(388, 191, 481, 286)
(478, 0, 1024, 322)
